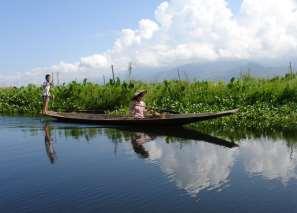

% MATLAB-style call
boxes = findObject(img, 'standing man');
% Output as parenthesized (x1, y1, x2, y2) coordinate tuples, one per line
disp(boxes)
(42, 74, 53, 114)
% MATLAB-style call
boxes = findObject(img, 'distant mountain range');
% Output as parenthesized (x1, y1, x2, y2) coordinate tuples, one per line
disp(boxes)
(129, 60, 294, 82)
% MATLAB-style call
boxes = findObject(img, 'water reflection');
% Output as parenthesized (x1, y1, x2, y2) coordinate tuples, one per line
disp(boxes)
(6, 116, 297, 213)
(115, 128, 239, 196)
(44, 124, 57, 164)
(131, 132, 156, 158)
(35, 124, 297, 196)
(143, 137, 297, 196)
(145, 141, 238, 196)
(117, 126, 239, 148)
(41, 125, 239, 196)
(240, 138, 297, 183)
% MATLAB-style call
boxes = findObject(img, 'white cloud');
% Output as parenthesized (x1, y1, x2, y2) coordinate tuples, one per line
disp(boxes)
(2, 0, 297, 85)
(79, 54, 109, 69)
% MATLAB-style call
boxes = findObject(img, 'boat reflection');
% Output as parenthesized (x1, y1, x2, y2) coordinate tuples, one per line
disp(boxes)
(44, 124, 57, 164)
(116, 126, 239, 149)
(52, 125, 239, 148)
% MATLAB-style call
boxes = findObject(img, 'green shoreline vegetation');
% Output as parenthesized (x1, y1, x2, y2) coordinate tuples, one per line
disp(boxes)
(1, 73, 297, 134)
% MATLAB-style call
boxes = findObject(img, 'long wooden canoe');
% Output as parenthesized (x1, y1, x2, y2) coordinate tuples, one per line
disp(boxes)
(45, 109, 238, 126)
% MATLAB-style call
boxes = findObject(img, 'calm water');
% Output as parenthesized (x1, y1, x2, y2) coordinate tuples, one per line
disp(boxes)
(1, 116, 297, 213)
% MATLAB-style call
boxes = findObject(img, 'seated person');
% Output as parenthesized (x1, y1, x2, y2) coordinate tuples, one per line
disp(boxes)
(130, 90, 147, 119)
(130, 90, 161, 119)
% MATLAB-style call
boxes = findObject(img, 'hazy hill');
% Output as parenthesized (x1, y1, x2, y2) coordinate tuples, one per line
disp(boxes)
(129, 60, 292, 82)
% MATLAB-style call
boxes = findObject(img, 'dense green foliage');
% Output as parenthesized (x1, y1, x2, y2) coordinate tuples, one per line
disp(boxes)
(1, 73, 297, 131)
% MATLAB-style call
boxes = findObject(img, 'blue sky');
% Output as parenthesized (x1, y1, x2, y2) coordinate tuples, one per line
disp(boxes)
(0, 0, 242, 74)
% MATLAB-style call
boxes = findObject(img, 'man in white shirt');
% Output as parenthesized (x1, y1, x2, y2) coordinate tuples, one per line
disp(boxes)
(42, 74, 53, 114)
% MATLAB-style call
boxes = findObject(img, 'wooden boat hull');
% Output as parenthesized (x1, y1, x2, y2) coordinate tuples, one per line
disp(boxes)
(45, 109, 238, 126)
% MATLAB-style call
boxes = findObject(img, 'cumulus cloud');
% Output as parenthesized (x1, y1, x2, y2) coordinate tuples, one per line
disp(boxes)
(2, 0, 297, 85)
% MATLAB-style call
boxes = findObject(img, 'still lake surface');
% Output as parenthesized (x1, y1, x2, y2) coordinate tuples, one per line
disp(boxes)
(1, 116, 297, 213)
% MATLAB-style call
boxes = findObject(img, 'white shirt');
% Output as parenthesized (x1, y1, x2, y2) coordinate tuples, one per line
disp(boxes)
(43, 81, 52, 96)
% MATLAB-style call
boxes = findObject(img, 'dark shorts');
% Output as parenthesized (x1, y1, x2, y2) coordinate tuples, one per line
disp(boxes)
(43, 96, 50, 102)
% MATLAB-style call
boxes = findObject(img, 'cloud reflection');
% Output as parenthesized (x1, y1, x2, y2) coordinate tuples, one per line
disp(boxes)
(145, 140, 238, 196)
(240, 138, 297, 183)
(143, 136, 297, 196)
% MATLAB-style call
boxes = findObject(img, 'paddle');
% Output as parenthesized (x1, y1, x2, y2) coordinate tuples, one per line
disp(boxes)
(49, 74, 55, 109)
